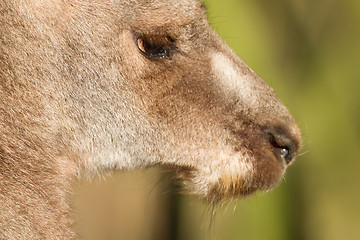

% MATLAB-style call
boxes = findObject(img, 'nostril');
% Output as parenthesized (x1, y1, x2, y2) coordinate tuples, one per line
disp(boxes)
(264, 127, 298, 165)
(271, 140, 291, 164)
(278, 147, 289, 160)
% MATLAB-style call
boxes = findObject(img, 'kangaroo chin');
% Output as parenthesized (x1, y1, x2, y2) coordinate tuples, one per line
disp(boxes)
(0, 0, 301, 238)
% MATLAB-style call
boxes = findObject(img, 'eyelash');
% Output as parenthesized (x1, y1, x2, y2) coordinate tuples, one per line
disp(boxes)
(136, 34, 176, 60)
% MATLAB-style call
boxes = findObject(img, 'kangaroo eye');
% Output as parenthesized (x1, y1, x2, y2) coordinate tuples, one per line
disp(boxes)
(136, 35, 176, 59)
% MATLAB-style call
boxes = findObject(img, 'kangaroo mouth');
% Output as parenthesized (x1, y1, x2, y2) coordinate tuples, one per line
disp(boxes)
(163, 149, 285, 202)
(158, 122, 299, 202)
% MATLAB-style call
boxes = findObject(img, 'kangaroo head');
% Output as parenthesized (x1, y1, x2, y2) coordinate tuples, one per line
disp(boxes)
(56, 0, 302, 201)
(0, 0, 302, 237)
(1, 0, 301, 208)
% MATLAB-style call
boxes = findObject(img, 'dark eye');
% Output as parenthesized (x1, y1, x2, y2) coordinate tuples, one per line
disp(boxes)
(136, 35, 176, 59)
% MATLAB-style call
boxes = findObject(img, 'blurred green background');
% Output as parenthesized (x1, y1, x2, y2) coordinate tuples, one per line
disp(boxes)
(73, 0, 360, 239)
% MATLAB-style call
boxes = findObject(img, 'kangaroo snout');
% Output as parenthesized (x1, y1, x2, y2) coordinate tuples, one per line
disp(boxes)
(188, 45, 302, 200)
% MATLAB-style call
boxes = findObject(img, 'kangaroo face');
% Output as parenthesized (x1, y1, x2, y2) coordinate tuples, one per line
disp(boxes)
(0, 0, 303, 238)
(1, 0, 300, 203)
(59, 0, 301, 201)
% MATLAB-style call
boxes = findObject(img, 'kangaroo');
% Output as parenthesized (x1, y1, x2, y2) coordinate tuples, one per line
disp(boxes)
(0, 0, 301, 239)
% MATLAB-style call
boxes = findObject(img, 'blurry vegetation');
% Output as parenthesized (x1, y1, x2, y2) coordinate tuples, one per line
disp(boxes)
(74, 0, 360, 239)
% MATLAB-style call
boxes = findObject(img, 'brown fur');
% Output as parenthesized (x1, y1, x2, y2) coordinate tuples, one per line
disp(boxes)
(0, 0, 301, 238)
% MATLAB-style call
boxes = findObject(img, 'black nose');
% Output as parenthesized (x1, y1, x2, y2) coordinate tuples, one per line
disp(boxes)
(264, 126, 299, 165)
